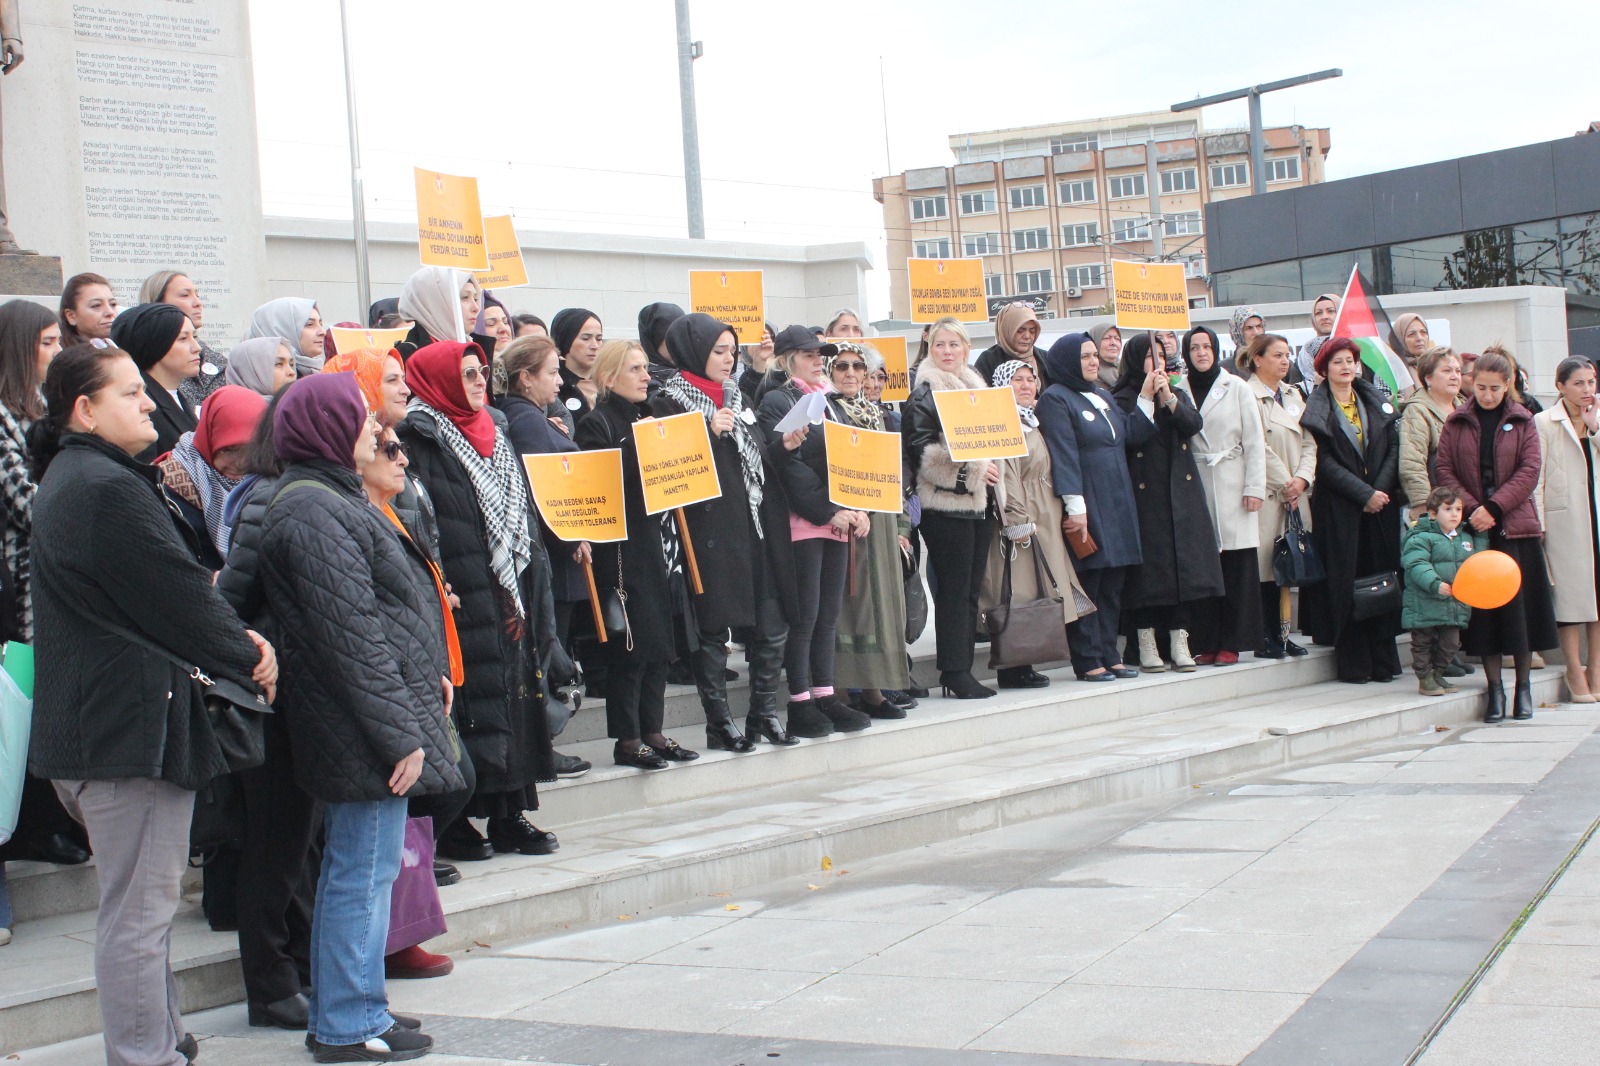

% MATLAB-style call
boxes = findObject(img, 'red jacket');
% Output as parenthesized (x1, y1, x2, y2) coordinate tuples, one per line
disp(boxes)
(1434, 400, 1542, 539)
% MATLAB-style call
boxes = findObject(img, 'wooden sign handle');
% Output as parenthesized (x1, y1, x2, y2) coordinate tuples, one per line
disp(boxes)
(675, 507, 704, 594)
(847, 534, 858, 598)
(584, 556, 608, 644)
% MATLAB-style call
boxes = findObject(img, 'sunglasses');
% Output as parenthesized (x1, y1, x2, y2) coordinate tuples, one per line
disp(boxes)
(832, 361, 868, 373)
(378, 439, 404, 461)
(461, 365, 486, 382)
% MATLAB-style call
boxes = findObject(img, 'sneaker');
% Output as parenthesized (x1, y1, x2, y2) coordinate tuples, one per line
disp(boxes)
(307, 1017, 421, 1051)
(553, 752, 591, 779)
(311, 1023, 433, 1062)
(0, 927, 10, 947)
(385, 944, 454, 979)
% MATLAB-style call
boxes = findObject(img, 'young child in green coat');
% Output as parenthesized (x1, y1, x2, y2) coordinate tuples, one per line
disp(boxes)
(1402, 487, 1482, 695)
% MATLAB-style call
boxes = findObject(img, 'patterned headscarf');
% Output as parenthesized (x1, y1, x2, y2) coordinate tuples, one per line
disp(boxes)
(1229, 305, 1263, 351)
(323, 347, 402, 420)
(828, 342, 883, 431)
(991, 359, 1039, 428)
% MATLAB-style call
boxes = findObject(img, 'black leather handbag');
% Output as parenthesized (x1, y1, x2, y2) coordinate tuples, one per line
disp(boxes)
(600, 550, 634, 650)
(983, 544, 1072, 670)
(1272, 510, 1326, 588)
(1351, 570, 1402, 621)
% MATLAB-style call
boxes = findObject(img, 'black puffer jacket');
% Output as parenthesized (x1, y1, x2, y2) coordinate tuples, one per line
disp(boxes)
(497, 393, 586, 604)
(29, 433, 262, 790)
(255, 461, 464, 803)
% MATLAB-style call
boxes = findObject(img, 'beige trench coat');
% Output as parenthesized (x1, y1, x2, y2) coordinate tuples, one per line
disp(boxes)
(980, 425, 1084, 624)
(1249, 376, 1318, 581)
(1534, 403, 1600, 624)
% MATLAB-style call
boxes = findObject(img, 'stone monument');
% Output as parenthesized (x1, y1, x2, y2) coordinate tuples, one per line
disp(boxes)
(1, 0, 266, 338)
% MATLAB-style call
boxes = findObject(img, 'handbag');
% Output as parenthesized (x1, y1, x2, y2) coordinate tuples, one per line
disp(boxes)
(385, 816, 448, 955)
(189, 773, 245, 849)
(0, 658, 31, 843)
(1272, 510, 1326, 588)
(903, 549, 929, 643)
(983, 543, 1072, 670)
(1351, 570, 1402, 621)
(599, 549, 633, 650)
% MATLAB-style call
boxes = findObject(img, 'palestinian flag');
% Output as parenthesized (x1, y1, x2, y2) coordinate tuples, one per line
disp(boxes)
(1327, 265, 1412, 396)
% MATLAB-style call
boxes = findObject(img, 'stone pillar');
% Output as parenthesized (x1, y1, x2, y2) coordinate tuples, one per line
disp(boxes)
(1, 0, 265, 342)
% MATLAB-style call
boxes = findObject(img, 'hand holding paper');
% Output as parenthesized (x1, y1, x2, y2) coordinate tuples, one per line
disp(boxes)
(772, 392, 830, 435)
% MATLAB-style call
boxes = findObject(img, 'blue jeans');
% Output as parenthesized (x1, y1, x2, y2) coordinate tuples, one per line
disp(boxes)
(310, 797, 406, 1045)
(0, 862, 11, 929)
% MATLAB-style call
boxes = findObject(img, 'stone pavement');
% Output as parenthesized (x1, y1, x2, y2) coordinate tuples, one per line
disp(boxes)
(16, 705, 1600, 1066)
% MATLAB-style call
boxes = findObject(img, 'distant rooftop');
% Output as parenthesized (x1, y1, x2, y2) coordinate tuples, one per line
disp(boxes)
(947, 110, 1207, 163)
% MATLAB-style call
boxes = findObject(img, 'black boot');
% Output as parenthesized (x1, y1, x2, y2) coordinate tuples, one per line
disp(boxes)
(705, 700, 755, 752)
(1513, 678, 1534, 720)
(940, 670, 996, 699)
(785, 698, 835, 738)
(1485, 679, 1506, 723)
(814, 694, 872, 732)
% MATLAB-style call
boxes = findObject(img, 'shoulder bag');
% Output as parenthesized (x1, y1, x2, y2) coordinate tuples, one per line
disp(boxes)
(599, 548, 634, 651)
(983, 543, 1072, 670)
(1272, 510, 1326, 588)
(1351, 570, 1402, 621)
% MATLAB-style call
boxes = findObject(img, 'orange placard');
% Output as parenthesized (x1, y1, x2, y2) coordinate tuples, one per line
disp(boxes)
(688, 270, 765, 345)
(632, 411, 722, 515)
(522, 450, 628, 543)
(328, 326, 410, 354)
(475, 215, 529, 289)
(1111, 259, 1190, 331)
(830, 335, 909, 403)
(414, 168, 489, 271)
(931, 386, 1028, 461)
(907, 258, 986, 323)
(824, 420, 902, 513)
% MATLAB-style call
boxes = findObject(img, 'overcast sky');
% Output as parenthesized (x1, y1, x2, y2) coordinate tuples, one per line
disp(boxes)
(249, 0, 1597, 319)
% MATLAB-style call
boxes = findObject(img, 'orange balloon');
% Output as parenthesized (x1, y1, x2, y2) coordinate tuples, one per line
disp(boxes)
(1452, 549, 1521, 609)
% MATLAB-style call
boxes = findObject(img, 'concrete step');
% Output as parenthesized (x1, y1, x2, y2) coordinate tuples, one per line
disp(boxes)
(0, 652, 1561, 1055)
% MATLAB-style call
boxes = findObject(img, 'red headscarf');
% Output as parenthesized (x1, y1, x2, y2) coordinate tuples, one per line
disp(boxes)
(193, 385, 267, 465)
(406, 341, 496, 456)
(322, 346, 402, 417)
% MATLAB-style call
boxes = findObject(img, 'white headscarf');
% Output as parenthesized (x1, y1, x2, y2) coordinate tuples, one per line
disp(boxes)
(399, 266, 468, 345)
(247, 297, 321, 375)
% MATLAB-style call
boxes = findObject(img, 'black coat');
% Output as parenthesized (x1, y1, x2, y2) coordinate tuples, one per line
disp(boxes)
(29, 433, 262, 790)
(972, 344, 1051, 390)
(138, 372, 198, 462)
(397, 409, 557, 795)
(1112, 386, 1224, 608)
(497, 393, 587, 604)
(1301, 379, 1403, 644)
(575, 394, 678, 662)
(757, 382, 845, 527)
(254, 462, 464, 804)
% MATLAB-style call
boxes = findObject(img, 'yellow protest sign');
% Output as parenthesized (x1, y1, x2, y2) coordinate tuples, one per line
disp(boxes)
(522, 451, 628, 543)
(329, 326, 410, 354)
(931, 387, 1028, 461)
(1111, 259, 1191, 331)
(830, 335, 909, 403)
(907, 258, 986, 323)
(475, 215, 529, 289)
(689, 270, 765, 345)
(824, 420, 902, 513)
(633, 411, 722, 515)
(414, 168, 489, 271)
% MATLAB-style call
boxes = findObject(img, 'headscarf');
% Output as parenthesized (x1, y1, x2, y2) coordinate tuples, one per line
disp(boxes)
(662, 313, 766, 533)
(1228, 305, 1262, 351)
(405, 341, 496, 457)
(368, 297, 400, 329)
(170, 386, 267, 555)
(323, 347, 401, 419)
(406, 341, 531, 615)
(638, 302, 686, 368)
(1043, 332, 1096, 393)
(474, 290, 508, 336)
(399, 266, 468, 345)
(828, 342, 884, 432)
(551, 308, 599, 360)
(1390, 313, 1427, 363)
(1088, 322, 1121, 352)
(994, 303, 1042, 358)
(110, 302, 187, 372)
(248, 297, 322, 375)
(1114, 332, 1158, 396)
(1312, 293, 1340, 333)
(991, 359, 1039, 428)
(225, 336, 288, 397)
(1182, 326, 1223, 410)
(273, 372, 367, 470)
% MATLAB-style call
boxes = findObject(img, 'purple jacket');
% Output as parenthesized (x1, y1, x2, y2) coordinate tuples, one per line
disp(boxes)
(1435, 400, 1542, 539)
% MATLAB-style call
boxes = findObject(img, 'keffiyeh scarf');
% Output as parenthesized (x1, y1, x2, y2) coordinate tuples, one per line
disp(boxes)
(169, 432, 240, 557)
(658, 372, 767, 536)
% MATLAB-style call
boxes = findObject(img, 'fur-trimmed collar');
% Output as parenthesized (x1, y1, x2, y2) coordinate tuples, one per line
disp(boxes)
(915, 360, 986, 391)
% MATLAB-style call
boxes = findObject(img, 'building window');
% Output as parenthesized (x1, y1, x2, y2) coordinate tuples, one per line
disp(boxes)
(962, 232, 1001, 256)
(1009, 184, 1047, 209)
(959, 190, 997, 215)
(1109, 173, 1147, 200)
(1057, 179, 1096, 205)
(1062, 222, 1100, 247)
(1265, 157, 1301, 183)
(1210, 163, 1249, 189)
(913, 238, 951, 259)
(1012, 227, 1049, 251)
(1163, 210, 1203, 236)
(1050, 134, 1099, 154)
(910, 195, 947, 220)
(1112, 217, 1151, 243)
(1016, 269, 1053, 294)
(984, 273, 1006, 297)
(1066, 265, 1104, 290)
(1160, 168, 1197, 194)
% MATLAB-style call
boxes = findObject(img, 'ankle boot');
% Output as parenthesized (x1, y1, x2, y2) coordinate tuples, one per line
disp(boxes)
(746, 690, 800, 745)
(1137, 628, 1166, 672)
(939, 670, 996, 699)
(704, 699, 755, 752)
(1169, 629, 1196, 672)
(1484, 678, 1506, 722)
(1513, 678, 1534, 720)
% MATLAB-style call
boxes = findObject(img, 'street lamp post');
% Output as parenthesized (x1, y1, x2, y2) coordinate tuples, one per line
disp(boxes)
(1172, 69, 1342, 195)
(674, 0, 706, 239)
(338, 0, 372, 312)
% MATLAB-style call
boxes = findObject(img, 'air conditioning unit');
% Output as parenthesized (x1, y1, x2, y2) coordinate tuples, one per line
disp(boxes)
(1065, 286, 1083, 299)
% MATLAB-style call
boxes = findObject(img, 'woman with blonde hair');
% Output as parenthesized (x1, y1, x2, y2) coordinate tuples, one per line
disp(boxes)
(1398, 346, 1464, 520)
(140, 270, 228, 404)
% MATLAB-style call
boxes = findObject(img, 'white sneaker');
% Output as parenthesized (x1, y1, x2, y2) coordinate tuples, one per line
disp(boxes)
(1170, 629, 1197, 672)
(1137, 629, 1166, 672)
(0, 926, 12, 946)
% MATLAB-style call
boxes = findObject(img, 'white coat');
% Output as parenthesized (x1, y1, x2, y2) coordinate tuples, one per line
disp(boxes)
(1188, 370, 1267, 552)
(1534, 403, 1600, 624)
(1249, 375, 1318, 581)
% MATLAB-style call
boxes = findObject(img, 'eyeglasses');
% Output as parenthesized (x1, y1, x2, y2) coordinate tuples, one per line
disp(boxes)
(832, 361, 868, 373)
(461, 366, 486, 382)
(379, 439, 404, 461)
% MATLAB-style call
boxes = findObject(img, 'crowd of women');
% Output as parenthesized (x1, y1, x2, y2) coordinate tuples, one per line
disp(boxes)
(0, 267, 1591, 1065)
